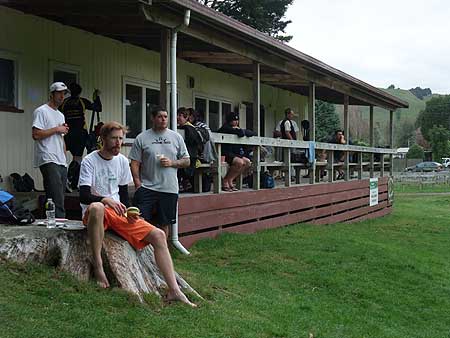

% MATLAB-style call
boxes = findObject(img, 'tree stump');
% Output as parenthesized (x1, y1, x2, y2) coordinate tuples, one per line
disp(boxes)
(0, 224, 199, 302)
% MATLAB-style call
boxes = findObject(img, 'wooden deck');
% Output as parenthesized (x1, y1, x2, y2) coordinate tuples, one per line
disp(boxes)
(26, 176, 391, 249)
(178, 177, 391, 248)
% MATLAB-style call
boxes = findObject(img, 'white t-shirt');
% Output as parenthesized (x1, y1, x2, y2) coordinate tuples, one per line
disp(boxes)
(78, 151, 132, 218)
(32, 103, 67, 167)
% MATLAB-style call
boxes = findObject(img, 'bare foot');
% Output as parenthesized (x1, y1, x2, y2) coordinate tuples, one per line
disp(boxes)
(93, 265, 110, 289)
(166, 290, 197, 307)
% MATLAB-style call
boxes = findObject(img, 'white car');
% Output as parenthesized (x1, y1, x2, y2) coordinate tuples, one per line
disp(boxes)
(442, 158, 450, 168)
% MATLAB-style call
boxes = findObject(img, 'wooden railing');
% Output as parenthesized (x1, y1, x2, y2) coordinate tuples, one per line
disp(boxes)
(194, 133, 395, 193)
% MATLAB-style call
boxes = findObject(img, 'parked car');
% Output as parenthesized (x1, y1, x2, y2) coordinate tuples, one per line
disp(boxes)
(405, 161, 443, 172)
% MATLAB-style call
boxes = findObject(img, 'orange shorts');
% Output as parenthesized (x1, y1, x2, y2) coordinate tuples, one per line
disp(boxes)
(83, 206, 155, 250)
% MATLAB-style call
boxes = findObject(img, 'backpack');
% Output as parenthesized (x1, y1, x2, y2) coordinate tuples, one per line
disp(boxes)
(261, 171, 275, 189)
(10, 173, 42, 192)
(86, 91, 103, 154)
(280, 119, 297, 140)
(0, 190, 35, 225)
(194, 122, 217, 163)
(194, 124, 210, 145)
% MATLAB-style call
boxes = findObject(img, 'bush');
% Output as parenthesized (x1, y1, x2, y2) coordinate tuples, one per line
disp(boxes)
(406, 144, 424, 159)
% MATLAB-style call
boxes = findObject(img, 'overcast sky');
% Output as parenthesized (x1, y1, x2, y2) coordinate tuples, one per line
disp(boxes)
(285, 0, 450, 94)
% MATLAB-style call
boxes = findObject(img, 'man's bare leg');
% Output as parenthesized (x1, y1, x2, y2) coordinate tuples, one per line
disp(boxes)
(144, 229, 196, 307)
(86, 202, 110, 288)
(223, 159, 244, 188)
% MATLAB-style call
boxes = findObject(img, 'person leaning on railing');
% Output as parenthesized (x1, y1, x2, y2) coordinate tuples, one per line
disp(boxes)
(218, 112, 255, 192)
(177, 107, 203, 192)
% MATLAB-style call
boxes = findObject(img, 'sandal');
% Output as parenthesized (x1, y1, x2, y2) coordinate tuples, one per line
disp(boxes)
(222, 186, 233, 192)
(231, 186, 239, 191)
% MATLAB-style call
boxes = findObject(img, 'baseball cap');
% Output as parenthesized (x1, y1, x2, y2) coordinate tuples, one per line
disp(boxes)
(226, 113, 239, 123)
(49, 82, 69, 93)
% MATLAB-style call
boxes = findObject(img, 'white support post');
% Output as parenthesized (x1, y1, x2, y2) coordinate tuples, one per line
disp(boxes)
(159, 29, 170, 110)
(252, 61, 261, 190)
(369, 106, 374, 178)
(308, 82, 316, 184)
(343, 95, 350, 181)
(389, 110, 394, 176)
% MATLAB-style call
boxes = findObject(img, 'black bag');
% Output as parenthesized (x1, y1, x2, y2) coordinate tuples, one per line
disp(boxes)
(86, 90, 103, 154)
(10, 173, 42, 192)
(261, 171, 275, 189)
(291, 150, 308, 164)
(86, 111, 103, 154)
(0, 190, 35, 225)
(246, 171, 275, 189)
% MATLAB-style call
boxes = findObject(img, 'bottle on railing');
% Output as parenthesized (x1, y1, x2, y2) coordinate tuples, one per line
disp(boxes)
(45, 198, 56, 229)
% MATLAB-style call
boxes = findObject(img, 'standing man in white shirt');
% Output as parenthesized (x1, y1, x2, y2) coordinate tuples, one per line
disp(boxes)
(32, 82, 69, 218)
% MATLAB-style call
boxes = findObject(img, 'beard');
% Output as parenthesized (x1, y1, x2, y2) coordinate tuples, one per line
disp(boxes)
(105, 145, 121, 156)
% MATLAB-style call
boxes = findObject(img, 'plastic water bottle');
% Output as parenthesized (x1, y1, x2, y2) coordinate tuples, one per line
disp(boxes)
(46, 198, 56, 229)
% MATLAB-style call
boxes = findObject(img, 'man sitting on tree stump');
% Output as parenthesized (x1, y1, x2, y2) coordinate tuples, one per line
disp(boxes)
(78, 121, 195, 307)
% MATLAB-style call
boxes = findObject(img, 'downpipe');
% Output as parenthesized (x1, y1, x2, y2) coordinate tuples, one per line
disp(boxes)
(140, 4, 191, 254)
(170, 9, 191, 255)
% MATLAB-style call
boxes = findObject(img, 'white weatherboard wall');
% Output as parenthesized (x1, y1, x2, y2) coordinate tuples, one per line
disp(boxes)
(0, 6, 308, 189)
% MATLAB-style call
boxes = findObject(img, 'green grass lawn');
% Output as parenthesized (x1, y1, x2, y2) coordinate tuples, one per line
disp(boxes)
(2, 193, 450, 338)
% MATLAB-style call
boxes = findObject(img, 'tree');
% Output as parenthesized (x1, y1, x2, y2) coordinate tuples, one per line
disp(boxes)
(395, 120, 416, 147)
(199, 0, 294, 42)
(429, 126, 450, 161)
(406, 144, 424, 159)
(416, 95, 450, 142)
(315, 100, 340, 142)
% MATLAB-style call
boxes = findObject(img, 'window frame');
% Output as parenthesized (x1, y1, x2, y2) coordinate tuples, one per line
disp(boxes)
(49, 60, 80, 89)
(193, 93, 232, 131)
(0, 50, 22, 113)
(122, 76, 161, 142)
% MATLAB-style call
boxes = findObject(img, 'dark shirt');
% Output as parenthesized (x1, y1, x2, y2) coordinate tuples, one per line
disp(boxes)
(60, 96, 93, 130)
(217, 123, 255, 156)
(179, 123, 203, 167)
(280, 119, 297, 140)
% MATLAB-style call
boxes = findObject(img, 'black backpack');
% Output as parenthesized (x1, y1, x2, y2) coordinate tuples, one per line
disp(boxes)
(0, 190, 35, 225)
(10, 173, 42, 192)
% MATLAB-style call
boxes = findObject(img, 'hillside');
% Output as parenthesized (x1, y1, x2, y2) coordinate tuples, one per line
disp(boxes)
(335, 88, 435, 146)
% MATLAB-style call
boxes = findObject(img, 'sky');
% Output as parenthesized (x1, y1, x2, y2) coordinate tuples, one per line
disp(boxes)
(285, 0, 450, 94)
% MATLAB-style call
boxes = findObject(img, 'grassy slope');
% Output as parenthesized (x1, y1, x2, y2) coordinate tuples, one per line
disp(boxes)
(337, 88, 427, 125)
(2, 193, 450, 338)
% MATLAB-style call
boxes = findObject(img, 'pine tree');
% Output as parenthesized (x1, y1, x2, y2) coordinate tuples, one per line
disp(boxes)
(200, 0, 293, 42)
(315, 100, 340, 142)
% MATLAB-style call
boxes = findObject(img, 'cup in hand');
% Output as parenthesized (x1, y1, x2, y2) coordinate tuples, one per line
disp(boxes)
(156, 153, 166, 165)
(61, 123, 69, 136)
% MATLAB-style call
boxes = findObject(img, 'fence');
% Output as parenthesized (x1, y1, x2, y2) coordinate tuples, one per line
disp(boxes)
(394, 172, 450, 190)
(197, 132, 396, 193)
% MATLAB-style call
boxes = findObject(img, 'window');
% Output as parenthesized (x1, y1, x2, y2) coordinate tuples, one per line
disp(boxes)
(194, 96, 232, 131)
(243, 101, 265, 136)
(0, 51, 21, 112)
(53, 70, 77, 87)
(123, 78, 160, 139)
(0, 58, 15, 107)
(49, 61, 80, 90)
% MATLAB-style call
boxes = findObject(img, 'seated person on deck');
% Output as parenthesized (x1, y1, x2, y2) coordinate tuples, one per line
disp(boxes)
(217, 112, 255, 192)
